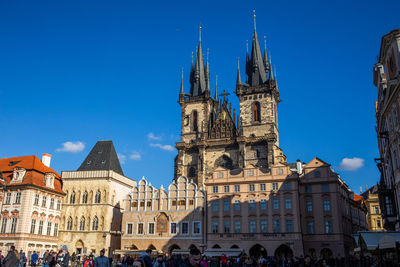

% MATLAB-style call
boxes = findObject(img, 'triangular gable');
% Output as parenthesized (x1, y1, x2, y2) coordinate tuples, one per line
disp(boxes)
(305, 157, 331, 168)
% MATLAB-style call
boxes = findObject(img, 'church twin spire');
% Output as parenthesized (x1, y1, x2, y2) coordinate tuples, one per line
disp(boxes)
(182, 12, 275, 99)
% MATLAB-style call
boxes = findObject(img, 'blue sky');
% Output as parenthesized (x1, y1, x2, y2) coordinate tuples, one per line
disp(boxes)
(0, 0, 399, 193)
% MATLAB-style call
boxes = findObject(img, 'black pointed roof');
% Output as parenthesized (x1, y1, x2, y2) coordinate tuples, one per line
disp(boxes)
(246, 30, 267, 86)
(190, 41, 207, 96)
(77, 140, 124, 176)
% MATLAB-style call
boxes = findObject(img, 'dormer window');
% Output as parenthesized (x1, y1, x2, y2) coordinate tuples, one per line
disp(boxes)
(11, 167, 26, 183)
(44, 173, 55, 189)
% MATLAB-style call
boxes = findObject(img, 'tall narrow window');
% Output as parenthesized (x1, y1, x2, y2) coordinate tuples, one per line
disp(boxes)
(38, 221, 44, 235)
(42, 196, 47, 207)
(67, 217, 73, 230)
(34, 194, 39, 205)
(47, 222, 52, 235)
(57, 200, 61, 210)
(95, 191, 101, 203)
(82, 191, 88, 204)
(253, 102, 261, 122)
(15, 192, 21, 204)
(10, 218, 17, 233)
(80, 217, 85, 231)
(92, 216, 98, 230)
(30, 219, 36, 234)
(5, 193, 11, 204)
(70, 191, 76, 204)
(1, 218, 7, 233)
(193, 110, 198, 132)
(53, 223, 59, 236)
(50, 198, 55, 209)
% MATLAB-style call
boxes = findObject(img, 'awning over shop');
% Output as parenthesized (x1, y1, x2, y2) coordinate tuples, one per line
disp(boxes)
(357, 231, 400, 250)
(171, 250, 190, 255)
(204, 248, 243, 257)
(114, 250, 160, 255)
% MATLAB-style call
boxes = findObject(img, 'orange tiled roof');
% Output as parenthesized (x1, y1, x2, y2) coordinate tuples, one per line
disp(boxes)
(0, 155, 64, 195)
(353, 194, 363, 202)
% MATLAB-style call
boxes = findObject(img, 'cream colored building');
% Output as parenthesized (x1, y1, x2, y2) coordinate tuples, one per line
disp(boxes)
(0, 154, 64, 259)
(120, 176, 205, 254)
(58, 141, 136, 257)
(361, 185, 384, 231)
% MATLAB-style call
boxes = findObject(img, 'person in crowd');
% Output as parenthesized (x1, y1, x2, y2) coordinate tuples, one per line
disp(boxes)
(83, 256, 90, 267)
(62, 251, 70, 267)
(139, 249, 152, 267)
(49, 252, 56, 267)
(199, 256, 207, 267)
(43, 250, 50, 267)
(0, 251, 4, 267)
(2, 246, 18, 267)
(133, 258, 146, 267)
(94, 249, 109, 267)
(153, 255, 165, 267)
(31, 251, 39, 267)
(182, 248, 201, 267)
(70, 253, 76, 267)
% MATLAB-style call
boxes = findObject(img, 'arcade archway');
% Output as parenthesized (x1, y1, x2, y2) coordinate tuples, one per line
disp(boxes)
(249, 244, 268, 258)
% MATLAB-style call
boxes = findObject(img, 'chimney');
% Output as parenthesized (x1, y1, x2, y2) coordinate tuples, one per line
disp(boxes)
(42, 153, 52, 167)
(296, 159, 303, 175)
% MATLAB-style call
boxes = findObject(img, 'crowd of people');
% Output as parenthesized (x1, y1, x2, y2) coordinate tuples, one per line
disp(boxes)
(0, 246, 393, 267)
(0, 246, 111, 267)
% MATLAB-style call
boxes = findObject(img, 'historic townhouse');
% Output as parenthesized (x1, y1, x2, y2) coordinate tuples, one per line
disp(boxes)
(58, 141, 136, 257)
(361, 185, 384, 231)
(374, 29, 400, 230)
(120, 176, 205, 254)
(0, 154, 64, 258)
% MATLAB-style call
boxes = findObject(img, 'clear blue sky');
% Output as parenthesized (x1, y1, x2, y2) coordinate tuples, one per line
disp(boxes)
(1, 0, 399, 193)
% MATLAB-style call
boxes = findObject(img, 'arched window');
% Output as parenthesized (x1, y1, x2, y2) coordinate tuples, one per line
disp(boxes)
(70, 191, 76, 204)
(188, 167, 196, 177)
(67, 217, 73, 230)
(92, 216, 98, 231)
(192, 110, 198, 132)
(253, 102, 261, 122)
(79, 217, 85, 231)
(95, 190, 101, 203)
(82, 191, 88, 204)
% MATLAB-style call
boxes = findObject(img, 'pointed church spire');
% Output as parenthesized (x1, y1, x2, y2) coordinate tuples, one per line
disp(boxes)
(190, 24, 207, 96)
(236, 57, 242, 85)
(180, 68, 184, 95)
(206, 48, 210, 91)
(269, 55, 274, 80)
(263, 36, 269, 72)
(214, 75, 219, 101)
(246, 11, 267, 86)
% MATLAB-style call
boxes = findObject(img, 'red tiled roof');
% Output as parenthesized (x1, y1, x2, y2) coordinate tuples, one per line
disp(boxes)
(353, 194, 363, 202)
(0, 155, 64, 195)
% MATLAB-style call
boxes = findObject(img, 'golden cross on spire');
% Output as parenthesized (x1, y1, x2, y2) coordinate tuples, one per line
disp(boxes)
(199, 22, 202, 42)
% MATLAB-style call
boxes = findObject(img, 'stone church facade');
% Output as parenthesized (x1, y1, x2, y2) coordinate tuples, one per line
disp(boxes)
(175, 24, 285, 190)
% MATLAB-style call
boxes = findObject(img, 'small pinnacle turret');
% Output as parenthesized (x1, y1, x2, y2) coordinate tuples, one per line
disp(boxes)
(236, 58, 242, 85)
(214, 75, 219, 101)
(263, 36, 269, 72)
(180, 69, 184, 95)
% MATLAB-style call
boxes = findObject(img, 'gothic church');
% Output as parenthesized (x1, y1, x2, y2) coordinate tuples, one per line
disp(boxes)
(174, 23, 286, 188)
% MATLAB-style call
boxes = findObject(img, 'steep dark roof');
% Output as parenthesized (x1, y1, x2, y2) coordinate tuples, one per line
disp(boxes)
(77, 140, 124, 175)
(361, 184, 379, 198)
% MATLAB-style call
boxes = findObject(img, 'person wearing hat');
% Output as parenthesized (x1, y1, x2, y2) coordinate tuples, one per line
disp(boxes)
(94, 249, 109, 267)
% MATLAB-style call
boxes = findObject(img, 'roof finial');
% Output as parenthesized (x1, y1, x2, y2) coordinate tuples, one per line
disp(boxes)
(253, 9, 256, 31)
(199, 22, 202, 42)
(264, 36, 267, 51)
(191, 51, 194, 64)
(207, 48, 209, 62)
(246, 40, 249, 53)
(237, 57, 240, 69)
